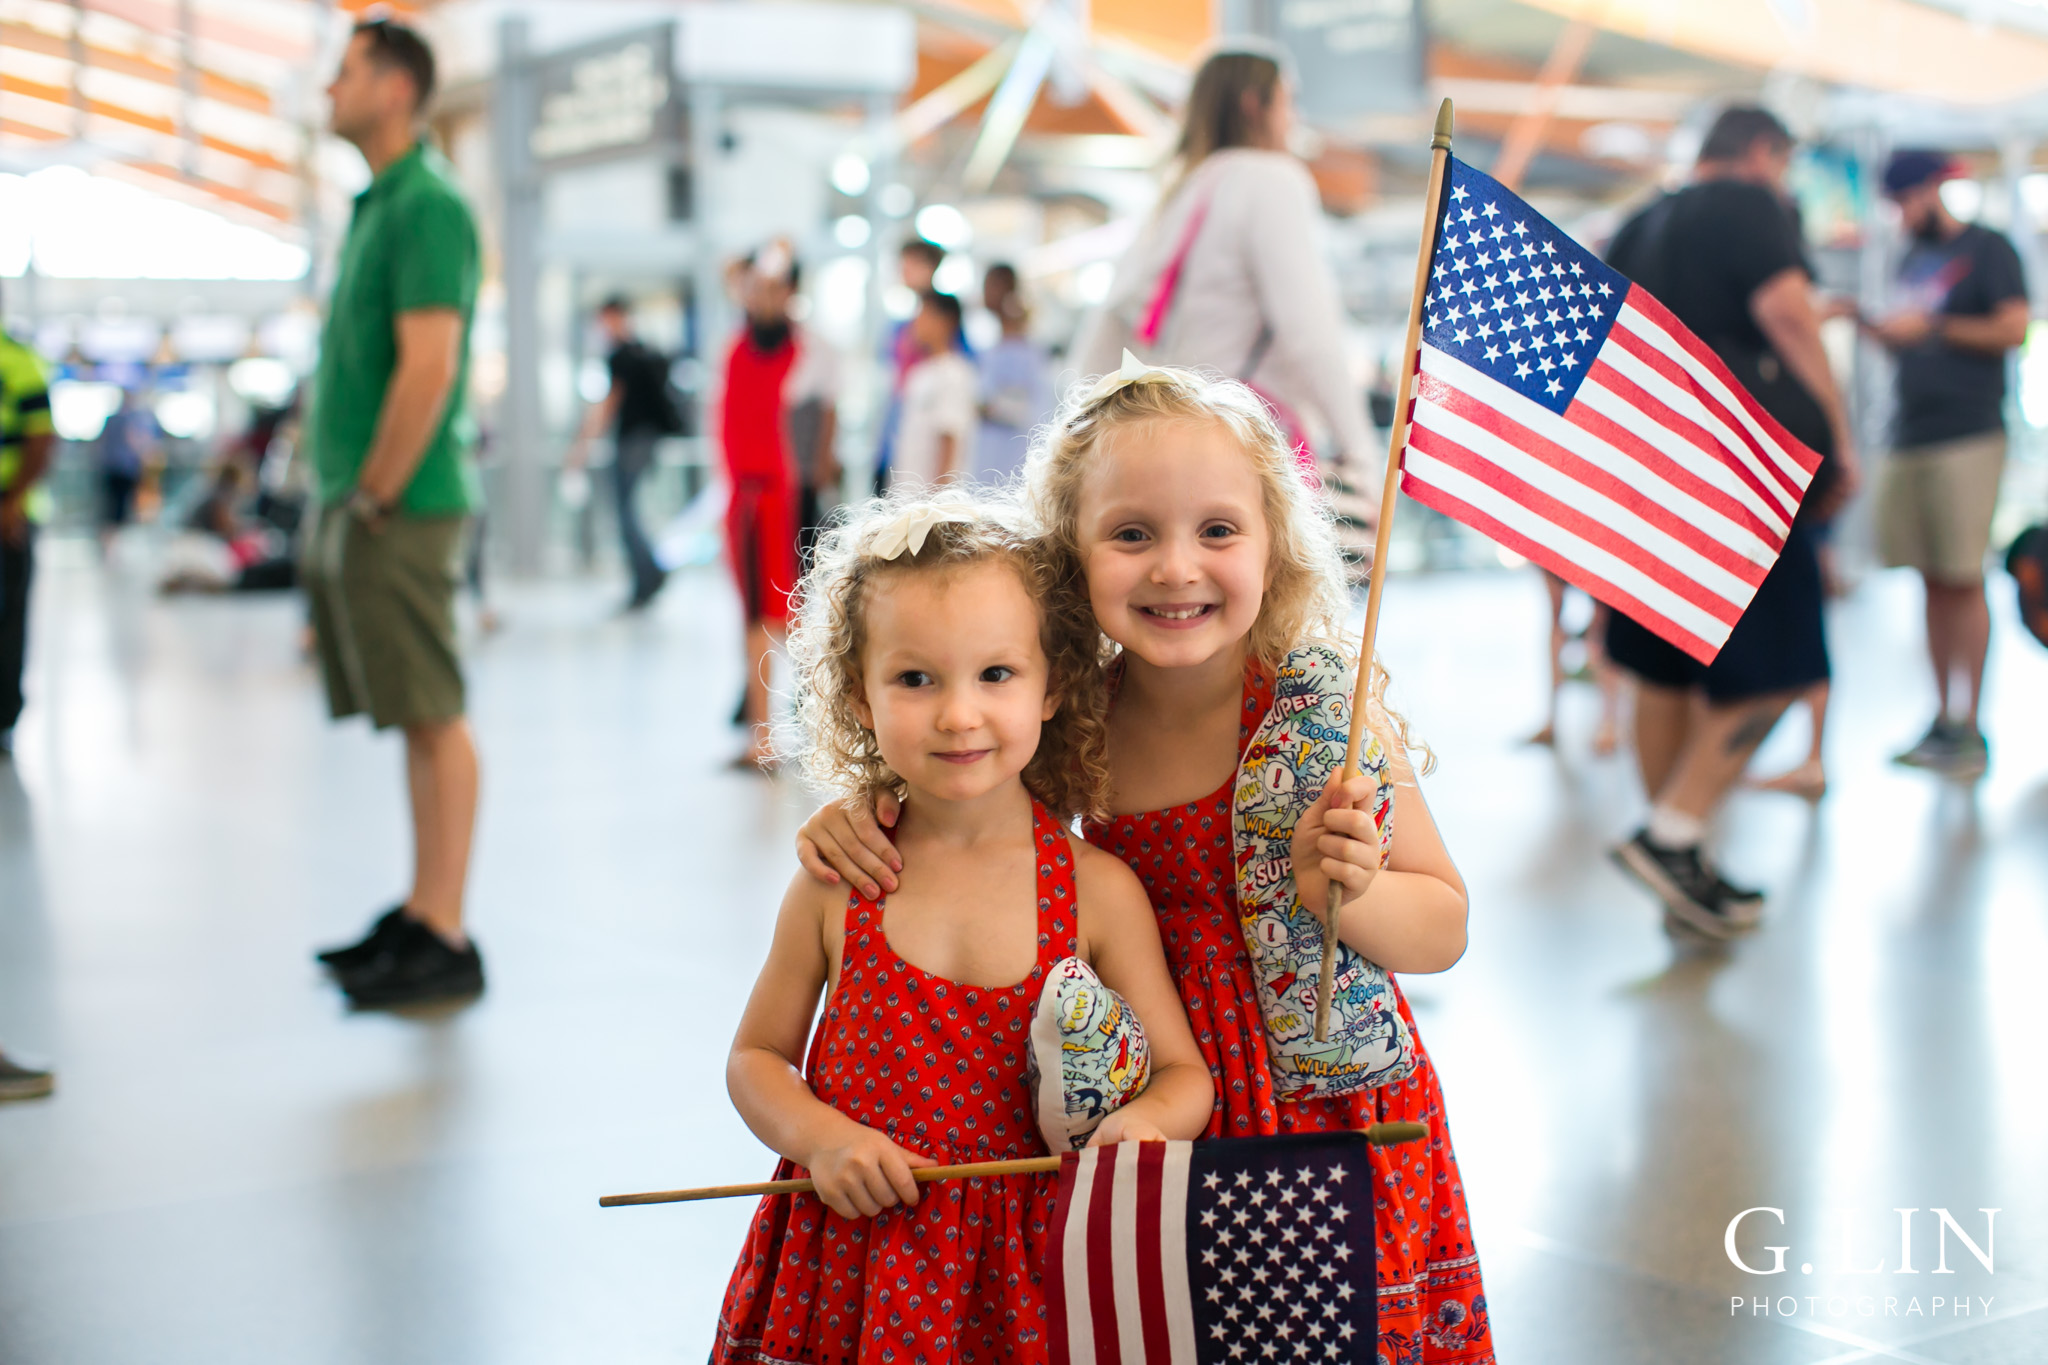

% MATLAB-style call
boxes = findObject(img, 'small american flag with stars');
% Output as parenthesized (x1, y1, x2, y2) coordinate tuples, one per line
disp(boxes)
(1401, 157, 1824, 664)
(1047, 1134, 1374, 1365)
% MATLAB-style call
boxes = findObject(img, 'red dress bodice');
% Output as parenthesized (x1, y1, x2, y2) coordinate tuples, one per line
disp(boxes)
(1084, 665, 1496, 1363)
(715, 801, 1078, 1364)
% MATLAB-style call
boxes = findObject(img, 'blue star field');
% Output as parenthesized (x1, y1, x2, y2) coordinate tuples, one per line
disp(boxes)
(1420, 158, 1633, 416)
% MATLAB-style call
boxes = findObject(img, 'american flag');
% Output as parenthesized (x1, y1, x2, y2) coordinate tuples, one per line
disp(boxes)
(1401, 157, 1824, 663)
(1047, 1134, 1374, 1364)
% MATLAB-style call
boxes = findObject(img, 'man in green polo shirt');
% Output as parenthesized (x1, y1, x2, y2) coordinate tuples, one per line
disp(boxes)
(0, 292, 54, 761)
(305, 18, 485, 1009)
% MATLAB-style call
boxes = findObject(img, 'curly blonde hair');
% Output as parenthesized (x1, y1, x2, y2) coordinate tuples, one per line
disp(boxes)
(779, 489, 1114, 821)
(1024, 363, 1429, 768)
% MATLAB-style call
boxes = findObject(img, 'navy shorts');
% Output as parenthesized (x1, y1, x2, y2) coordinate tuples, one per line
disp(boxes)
(1605, 521, 1829, 703)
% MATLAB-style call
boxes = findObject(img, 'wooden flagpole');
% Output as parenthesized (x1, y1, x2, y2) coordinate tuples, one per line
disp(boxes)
(1313, 98, 1454, 1043)
(598, 1123, 1430, 1207)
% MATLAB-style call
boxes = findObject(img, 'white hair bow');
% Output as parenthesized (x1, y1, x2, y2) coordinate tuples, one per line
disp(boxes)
(1100, 348, 1169, 397)
(871, 503, 977, 561)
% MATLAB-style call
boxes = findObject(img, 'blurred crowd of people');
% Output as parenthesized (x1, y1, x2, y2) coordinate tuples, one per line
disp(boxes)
(1522, 107, 2038, 944)
(574, 231, 1065, 766)
(0, 26, 2041, 1077)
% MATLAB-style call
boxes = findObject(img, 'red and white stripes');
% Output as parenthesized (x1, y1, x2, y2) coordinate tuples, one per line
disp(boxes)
(1403, 284, 1821, 663)
(1047, 1141, 1196, 1365)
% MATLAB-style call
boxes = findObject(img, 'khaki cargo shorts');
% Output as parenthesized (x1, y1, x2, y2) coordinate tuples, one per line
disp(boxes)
(1876, 431, 2007, 584)
(304, 504, 469, 730)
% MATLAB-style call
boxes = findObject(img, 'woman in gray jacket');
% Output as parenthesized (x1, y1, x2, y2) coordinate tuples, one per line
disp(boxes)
(1076, 46, 1372, 471)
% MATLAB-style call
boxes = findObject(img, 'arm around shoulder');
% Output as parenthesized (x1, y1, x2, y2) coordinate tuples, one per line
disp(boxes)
(1071, 845, 1214, 1144)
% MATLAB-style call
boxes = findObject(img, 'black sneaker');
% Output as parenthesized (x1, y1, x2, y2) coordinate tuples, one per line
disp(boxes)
(342, 923, 484, 1009)
(315, 906, 412, 973)
(0, 1050, 54, 1102)
(1611, 830, 1745, 939)
(623, 572, 669, 613)
(1711, 872, 1765, 928)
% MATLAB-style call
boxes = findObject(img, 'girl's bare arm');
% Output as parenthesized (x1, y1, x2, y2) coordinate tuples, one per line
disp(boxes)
(1291, 741, 1469, 975)
(727, 872, 934, 1216)
(1073, 849, 1216, 1145)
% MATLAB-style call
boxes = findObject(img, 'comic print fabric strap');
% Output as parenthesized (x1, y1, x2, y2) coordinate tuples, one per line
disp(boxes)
(1232, 643, 1418, 1097)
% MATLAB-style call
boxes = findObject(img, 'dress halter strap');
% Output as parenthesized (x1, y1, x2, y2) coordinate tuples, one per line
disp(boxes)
(1240, 661, 1277, 762)
(1030, 799, 1082, 975)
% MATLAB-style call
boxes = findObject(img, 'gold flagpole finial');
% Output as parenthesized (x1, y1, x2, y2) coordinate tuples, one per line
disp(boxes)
(1432, 97, 1454, 151)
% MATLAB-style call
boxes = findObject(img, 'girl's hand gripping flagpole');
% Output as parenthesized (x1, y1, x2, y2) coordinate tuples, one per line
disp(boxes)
(1313, 99, 1453, 1043)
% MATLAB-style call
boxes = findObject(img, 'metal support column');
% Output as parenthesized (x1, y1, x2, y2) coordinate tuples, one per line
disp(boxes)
(688, 83, 728, 372)
(495, 17, 547, 574)
(860, 92, 897, 492)
(1842, 123, 1895, 568)
(177, 0, 198, 177)
(1999, 135, 2041, 460)
(67, 0, 88, 140)
(296, 0, 334, 304)
(2000, 136, 2042, 306)
(684, 87, 724, 356)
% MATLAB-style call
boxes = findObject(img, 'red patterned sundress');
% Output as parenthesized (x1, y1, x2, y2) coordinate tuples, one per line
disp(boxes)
(1086, 665, 1495, 1365)
(714, 801, 1078, 1365)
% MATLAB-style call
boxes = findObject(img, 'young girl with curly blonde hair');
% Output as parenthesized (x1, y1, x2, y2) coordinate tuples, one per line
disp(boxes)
(798, 365, 1495, 1363)
(715, 490, 1213, 1365)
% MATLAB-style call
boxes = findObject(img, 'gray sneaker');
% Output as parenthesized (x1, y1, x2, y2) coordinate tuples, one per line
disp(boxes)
(1893, 719, 1959, 770)
(1893, 719, 1988, 779)
(0, 1050, 55, 1102)
(1941, 724, 1989, 779)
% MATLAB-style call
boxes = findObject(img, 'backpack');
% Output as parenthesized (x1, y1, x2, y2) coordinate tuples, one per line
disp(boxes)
(653, 360, 690, 436)
(2008, 524, 2048, 649)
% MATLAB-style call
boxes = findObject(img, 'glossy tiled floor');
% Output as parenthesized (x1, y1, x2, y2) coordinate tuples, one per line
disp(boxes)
(2, 538, 2044, 1364)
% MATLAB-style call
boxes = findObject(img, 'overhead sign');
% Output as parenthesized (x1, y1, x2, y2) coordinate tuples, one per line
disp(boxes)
(676, 3, 916, 94)
(1261, 0, 1425, 121)
(529, 25, 677, 166)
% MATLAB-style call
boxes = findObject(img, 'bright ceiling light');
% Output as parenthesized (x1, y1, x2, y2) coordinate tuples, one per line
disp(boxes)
(1075, 261, 1114, 306)
(49, 381, 123, 442)
(933, 255, 973, 295)
(914, 203, 971, 251)
(154, 390, 215, 440)
(830, 153, 871, 197)
(0, 168, 307, 281)
(833, 214, 872, 249)
(877, 183, 914, 219)
(227, 357, 297, 407)
(1938, 178, 1984, 222)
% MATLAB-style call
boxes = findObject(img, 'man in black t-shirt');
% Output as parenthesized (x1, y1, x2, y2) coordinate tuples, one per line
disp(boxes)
(1601, 107, 1860, 939)
(1869, 150, 2030, 778)
(569, 296, 677, 610)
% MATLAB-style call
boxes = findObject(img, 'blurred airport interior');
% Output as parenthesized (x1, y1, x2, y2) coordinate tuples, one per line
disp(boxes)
(3, 0, 2042, 569)
(3, 1, 2048, 1362)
